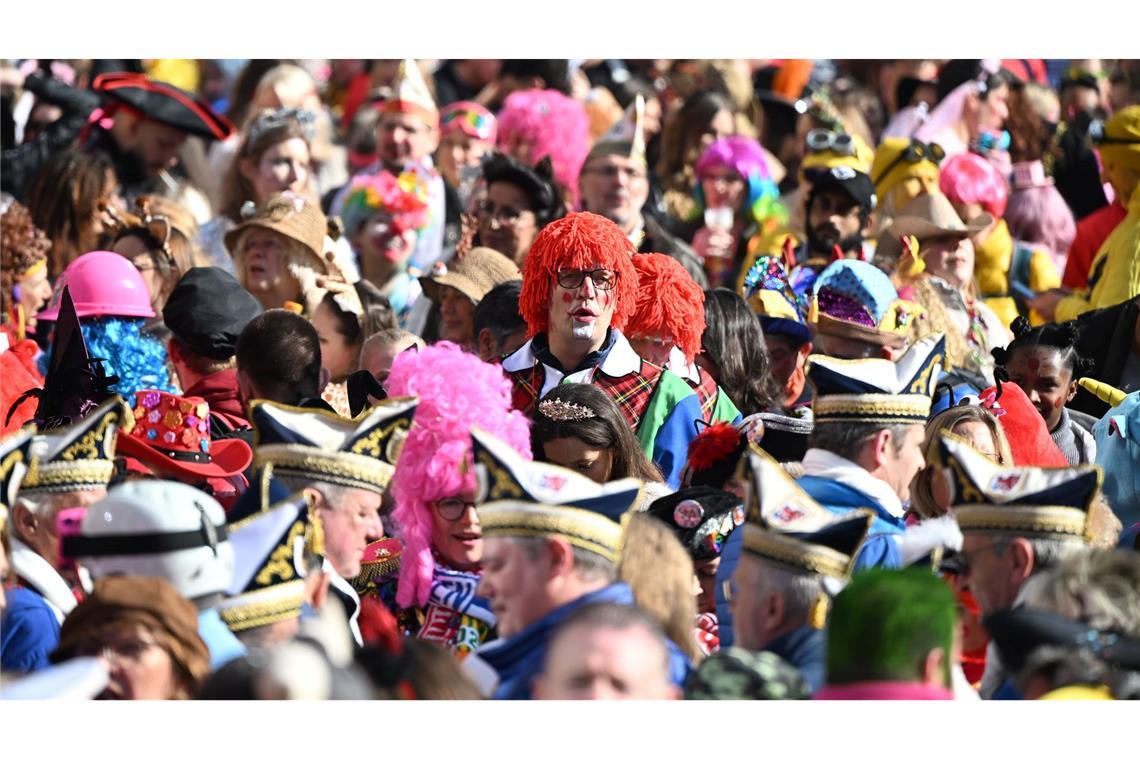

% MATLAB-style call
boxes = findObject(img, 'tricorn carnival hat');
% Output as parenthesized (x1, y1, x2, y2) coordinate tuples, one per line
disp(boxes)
(92, 72, 236, 141)
(1, 427, 35, 514)
(20, 396, 131, 496)
(807, 333, 947, 425)
(472, 426, 642, 565)
(584, 93, 648, 169)
(250, 398, 419, 495)
(931, 431, 1100, 543)
(217, 491, 325, 633)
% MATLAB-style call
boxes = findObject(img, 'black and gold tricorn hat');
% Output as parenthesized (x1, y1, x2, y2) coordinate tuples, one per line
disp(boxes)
(20, 396, 132, 496)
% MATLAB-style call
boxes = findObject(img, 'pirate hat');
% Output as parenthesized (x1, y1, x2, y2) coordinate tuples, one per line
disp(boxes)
(93, 71, 235, 141)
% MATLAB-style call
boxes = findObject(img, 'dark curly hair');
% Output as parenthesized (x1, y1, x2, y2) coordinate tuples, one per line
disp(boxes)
(0, 200, 51, 318)
(991, 316, 1095, 383)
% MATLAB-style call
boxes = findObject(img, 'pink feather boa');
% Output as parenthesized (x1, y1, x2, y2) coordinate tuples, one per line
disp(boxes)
(386, 342, 531, 609)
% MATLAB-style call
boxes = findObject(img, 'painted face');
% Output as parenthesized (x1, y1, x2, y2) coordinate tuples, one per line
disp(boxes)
(921, 234, 975, 291)
(546, 263, 618, 349)
(240, 228, 301, 309)
(1005, 345, 1075, 432)
(535, 623, 672, 700)
(311, 300, 359, 384)
(700, 166, 746, 212)
(477, 182, 539, 266)
(437, 131, 492, 189)
(317, 487, 383, 579)
(542, 437, 614, 484)
(579, 155, 649, 230)
(478, 536, 554, 638)
(353, 213, 419, 285)
(428, 487, 482, 571)
(764, 334, 800, 388)
(437, 285, 476, 345)
(627, 330, 675, 368)
(80, 623, 183, 700)
(377, 113, 437, 171)
(248, 137, 311, 206)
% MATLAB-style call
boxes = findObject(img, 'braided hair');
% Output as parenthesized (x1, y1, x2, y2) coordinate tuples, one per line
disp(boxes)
(991, 316, 1094, 385)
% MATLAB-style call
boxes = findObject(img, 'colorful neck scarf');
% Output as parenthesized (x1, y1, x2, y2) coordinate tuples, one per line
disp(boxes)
(407, 563, 496, 655)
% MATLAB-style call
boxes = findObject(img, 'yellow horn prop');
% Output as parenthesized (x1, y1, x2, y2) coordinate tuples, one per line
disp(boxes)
(1078, 378, 1127, 408)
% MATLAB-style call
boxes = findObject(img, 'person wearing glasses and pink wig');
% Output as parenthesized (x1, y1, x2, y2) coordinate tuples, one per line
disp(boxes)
(376, 341, 531, 655)
(435, 101, 497, 206)
(499, 211, 705, 489)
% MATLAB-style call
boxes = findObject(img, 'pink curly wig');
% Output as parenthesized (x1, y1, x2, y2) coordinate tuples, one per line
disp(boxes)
(387, 341, 532, 609)
(627, 253, 706, 362)
(519, 211, 640, 338)
(938, 152, 1009, 218)
(496, 88, 591, 205)
(1004, 184, 1076, 266)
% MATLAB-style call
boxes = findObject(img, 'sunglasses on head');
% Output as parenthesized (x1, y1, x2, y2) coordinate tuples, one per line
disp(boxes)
(441, 109, 495, 141)
(805, 129, 856, 156)
(872, 140, 945, 186)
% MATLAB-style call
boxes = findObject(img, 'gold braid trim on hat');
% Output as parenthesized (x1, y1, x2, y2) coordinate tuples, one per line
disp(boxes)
(813, 394, 932, 424)
(19, 461, 114, 494)
(953, 505, 1091, 542)
(217, 581, 306, 632)
(741, 524, 852, 579)
(351, 543, 403, 593)
(479, 502, 623, 565)
(255, 444, 393, 494)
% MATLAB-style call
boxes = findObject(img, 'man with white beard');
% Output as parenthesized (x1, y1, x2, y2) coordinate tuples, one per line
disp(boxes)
(498, 212, 704, 488)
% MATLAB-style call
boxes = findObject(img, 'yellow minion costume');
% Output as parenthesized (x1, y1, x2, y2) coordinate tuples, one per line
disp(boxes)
(871, 137, 944, 230)
(1055, 106, 1140, 323)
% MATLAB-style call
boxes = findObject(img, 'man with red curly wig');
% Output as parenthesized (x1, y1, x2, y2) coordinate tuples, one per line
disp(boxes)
(501, 212, 704, 489)
(626, 253, 741, 425)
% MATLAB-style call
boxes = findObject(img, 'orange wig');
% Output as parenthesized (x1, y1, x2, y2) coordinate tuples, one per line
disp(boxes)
(627, 253, 706, 362)
(519, 211, 639, 338)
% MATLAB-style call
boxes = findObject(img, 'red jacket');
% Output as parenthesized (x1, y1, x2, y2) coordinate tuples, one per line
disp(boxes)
(183, 369, 249, 431)
(1064, 201, 1127, 289)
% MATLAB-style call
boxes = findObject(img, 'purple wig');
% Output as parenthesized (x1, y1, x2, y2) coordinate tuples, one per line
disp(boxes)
(1004, 184, 1076, 270)
(387, 341, 531, 608)
(495, 88, 590, 205)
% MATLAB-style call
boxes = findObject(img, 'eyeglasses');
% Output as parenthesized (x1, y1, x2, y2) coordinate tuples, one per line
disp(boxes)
(805, 129, 856, 156)
(75, 636, 163, 663)
(581, 164, 648, 182)
(476, 199, 533, 226)
(433, 498, 477, 522)
(871, 140, 946, 186)
(555, 268, 618, 291)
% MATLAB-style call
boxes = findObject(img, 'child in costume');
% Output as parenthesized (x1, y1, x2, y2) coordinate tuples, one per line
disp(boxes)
(373, 342, 531, 655)
(625, 252, 740, 425)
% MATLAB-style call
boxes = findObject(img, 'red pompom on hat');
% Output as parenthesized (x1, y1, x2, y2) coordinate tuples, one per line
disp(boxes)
(518, 211, 639, 338)
(978, 381, 1068, 467)
(627, 253, 706, 363)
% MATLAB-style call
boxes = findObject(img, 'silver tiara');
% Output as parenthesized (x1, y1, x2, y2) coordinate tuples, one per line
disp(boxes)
(246, 107, 317, 148)
(538, 399, 596, 422)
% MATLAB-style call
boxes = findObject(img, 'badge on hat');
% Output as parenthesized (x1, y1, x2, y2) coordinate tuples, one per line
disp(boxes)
(674, 499, 705, 529)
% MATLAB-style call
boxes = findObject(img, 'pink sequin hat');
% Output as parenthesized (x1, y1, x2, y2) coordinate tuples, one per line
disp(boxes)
(116, 390, 252, 480)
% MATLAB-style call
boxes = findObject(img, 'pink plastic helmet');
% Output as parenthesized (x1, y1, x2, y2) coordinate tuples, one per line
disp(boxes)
(38, 251, 156, 321)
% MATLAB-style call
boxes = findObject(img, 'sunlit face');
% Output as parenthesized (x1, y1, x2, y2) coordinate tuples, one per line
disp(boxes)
(17, 488, 104, 571)
(477, 182, 539, 267)
(957, 533, 1019, 616)
(546, 263, 618, 350)
(311, 300, 359, 383)
(921, 234, 975, 291)
(978, 84, 1010, 135)
(353, 213, 419, 284)
(578, 155, 649, 231)
(437, 285, 476, 345)
(428, 487, 482, 571)
(700, 166, 746, 212)
(535, 623, 673, 700)
(377, 113, 438, 171)
(807, 187, 864, 253)
(78, 623, 183, 700)
(437, 131, 492, 189)
(17, 265, 54, 333)
(478, 536, 554, 638)
(694, 557, 720, 615)
(360, 336, 419, 392)
(542, 436, 614, 484)
(111, 235, 165, 313)
(1005, 346, 1075, 432)
(239, 228, 301, 309)
(952, 419, 1000, 463)
(317, 486, 383, 579)
(245, 138, 311, 206)
(627, 330, 675, 368)
(883, 424, 926, 503)
(692, 109, 735, 159)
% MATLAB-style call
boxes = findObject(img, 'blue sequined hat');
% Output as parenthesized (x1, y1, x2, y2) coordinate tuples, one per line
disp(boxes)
(810, 259, 924, 348)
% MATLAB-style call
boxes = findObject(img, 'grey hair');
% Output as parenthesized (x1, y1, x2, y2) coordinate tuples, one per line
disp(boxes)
(549, 601, 670, 675)
(1023, 548, 1140, 636)
(992, 535, 1087, 576)
(748, 558, 825, 623)
(808, 421, 915, 462)
(275, 476, 355, 511)
(513, 535, 617, 584)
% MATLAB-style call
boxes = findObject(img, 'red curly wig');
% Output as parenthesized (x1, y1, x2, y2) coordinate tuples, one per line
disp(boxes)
(627, 253, 706, 362)
(519, 211, 639, 338)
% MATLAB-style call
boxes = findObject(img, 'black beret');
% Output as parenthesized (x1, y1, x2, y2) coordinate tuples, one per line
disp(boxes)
(163, 267, 262, 360)
(647, 486, 745, 562)
(93, 72, 236, 141)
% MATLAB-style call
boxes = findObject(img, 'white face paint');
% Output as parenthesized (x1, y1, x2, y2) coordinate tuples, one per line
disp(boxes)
(570, 324, 595, 340)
